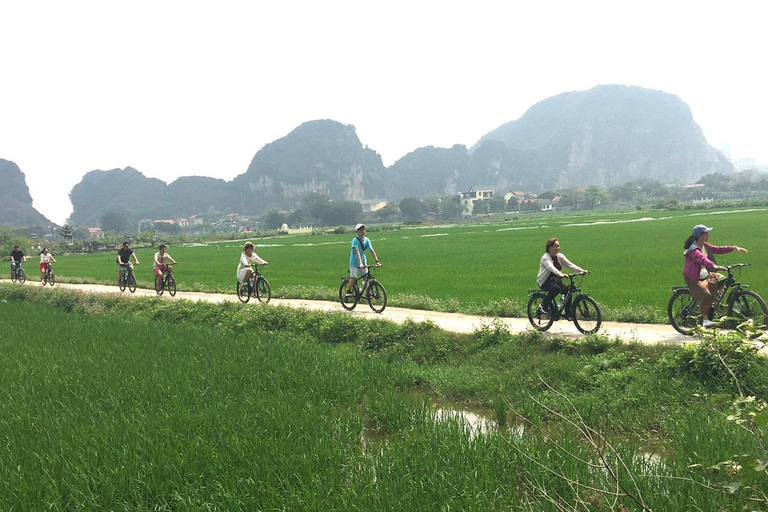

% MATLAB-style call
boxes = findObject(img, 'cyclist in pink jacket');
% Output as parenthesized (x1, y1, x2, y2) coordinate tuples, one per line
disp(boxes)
(683, 224, 747, 327)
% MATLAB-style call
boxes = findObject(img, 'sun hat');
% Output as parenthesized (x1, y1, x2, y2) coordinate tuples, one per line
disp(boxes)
(692, 224, 713, 239)
(355, 223, 365, 231)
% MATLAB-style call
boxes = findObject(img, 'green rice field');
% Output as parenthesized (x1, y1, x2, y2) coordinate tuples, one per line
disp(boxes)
(1, 291, 766, 510)
(42, 207, 768, 320)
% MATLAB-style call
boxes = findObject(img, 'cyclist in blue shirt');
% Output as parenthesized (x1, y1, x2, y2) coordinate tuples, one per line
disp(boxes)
(346, 223, 381, 296)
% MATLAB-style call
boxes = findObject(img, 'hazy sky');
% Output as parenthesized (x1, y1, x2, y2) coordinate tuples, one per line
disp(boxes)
(1, 1, 765, 225)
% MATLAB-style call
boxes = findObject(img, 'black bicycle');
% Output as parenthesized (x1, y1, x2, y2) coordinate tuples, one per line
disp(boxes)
(236, 264, 271, 303)
(339, 265, 387, 313)
(155, 263, 177, 297)
(118, 263, 137, 293)
(668, 263, 768, 335)
(527, 273, 602, 334)
(42, 262, 55, 286)
(10, 262, 26, 283)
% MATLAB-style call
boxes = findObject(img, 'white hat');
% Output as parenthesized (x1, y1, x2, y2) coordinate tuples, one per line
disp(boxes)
(355, 223, 365, 231)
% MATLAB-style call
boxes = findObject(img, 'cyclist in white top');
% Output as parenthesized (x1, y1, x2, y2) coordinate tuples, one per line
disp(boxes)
(39, 248, 56, 284)
(153, 244, 178, 288)
(237, 242, 268, 285)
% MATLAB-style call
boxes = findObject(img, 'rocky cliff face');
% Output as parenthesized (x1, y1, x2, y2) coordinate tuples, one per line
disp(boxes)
(232, 120, 387, 213)
(0, 159, 55, 228)
(474, 85, 733, 189)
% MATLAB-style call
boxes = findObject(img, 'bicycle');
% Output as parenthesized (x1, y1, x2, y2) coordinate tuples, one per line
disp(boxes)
(155, 263, 177, 297)
(527, 273, 602, 334)
(10, 262, 26, 283)
(339, 264, 387, 313)
(42, 262, 55, 286)
(668, 263, 768, 335)
(236, 264, 271, 303)
(118, 262, 137, 293)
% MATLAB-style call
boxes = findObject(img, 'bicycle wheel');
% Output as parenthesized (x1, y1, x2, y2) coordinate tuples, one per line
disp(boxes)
(118, 273, 126, 292)
(155, 274, 164, 295)
(572, 295, 602, 334)
(18, 268, 25, 283)
(11, 268, 17, 283)
(237, 281, 251, 303)
(339, 278, 359, 311)
(668, 288, 698, 335)
(728, 290, 768, 333)
(167, 275, 176, 297)
(367, 280, 387, 313)
(127, 273, 137, 293)
(46, 268, 55, 286)
(527, 294, 554, 331)
(254, 277, 271, 303)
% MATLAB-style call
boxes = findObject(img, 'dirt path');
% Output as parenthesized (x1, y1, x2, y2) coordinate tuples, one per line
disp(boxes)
(4, 279, 704, 346)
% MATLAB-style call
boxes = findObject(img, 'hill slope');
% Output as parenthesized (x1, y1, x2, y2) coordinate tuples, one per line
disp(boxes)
(0, 159, 55, 228)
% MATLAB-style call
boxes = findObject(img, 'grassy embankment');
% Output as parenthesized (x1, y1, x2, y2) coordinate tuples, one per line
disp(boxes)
(47, 207, 768, 323)
(1, 284, 766, 510)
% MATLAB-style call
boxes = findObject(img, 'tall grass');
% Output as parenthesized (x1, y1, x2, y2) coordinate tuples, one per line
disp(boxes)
(1, 286, 767, 509)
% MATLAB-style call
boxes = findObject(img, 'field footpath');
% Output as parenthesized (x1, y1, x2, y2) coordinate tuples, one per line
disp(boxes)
(6, 279, 717, 347)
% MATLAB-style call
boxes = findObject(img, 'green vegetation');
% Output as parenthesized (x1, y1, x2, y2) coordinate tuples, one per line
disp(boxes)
(1, 285, 767, 509)
(45, 207, 768, 323)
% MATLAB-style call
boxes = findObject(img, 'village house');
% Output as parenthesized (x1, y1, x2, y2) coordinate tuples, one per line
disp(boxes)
(458, 186, 496, 215)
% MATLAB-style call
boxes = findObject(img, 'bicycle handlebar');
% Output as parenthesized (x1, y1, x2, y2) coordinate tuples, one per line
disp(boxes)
(724, 263, 750, 271)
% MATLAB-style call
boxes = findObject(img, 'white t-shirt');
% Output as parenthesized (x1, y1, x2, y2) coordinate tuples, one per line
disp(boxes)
(154, 252, 172, 269)
(40, 253, 53, 264)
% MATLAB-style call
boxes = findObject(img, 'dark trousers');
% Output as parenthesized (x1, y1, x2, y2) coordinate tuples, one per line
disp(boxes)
(540, 276, 565, 314)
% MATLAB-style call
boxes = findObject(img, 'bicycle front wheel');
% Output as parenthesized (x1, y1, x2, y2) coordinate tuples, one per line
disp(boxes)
(367, 280, 387, 313)
(18, 268, 25, 283)
(572, 295, 602, 334)
(155, 274, 164, 295)
(127, 273, 137, 293)
(237, 281, 251, 303)
(167, 275, 176, 297)
(47, 268, 55, 286)
(118, 274, 126, 292)
(255, 277, 271, 303)
(668, 288, 698, 335)
(527, 294, 554, 332)
(339, 279, 359, 311)
(11, 268, 17, 283)
(728, 290, 768, 333)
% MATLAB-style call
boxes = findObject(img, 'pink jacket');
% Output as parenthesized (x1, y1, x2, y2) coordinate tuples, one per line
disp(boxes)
(682, 243, 734, 282)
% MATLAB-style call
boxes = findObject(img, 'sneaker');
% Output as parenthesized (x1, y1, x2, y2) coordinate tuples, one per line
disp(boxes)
(702, 319, 716, 328)
(345, 291, 354, 298)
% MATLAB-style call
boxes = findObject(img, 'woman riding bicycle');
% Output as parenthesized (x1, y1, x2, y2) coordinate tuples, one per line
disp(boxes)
(39, 248, 56, 284)
(153, 244, 178, 287)
(683, 224, 747, 328)
(537, 238, 589, 319)
(237, 242, 268, 287)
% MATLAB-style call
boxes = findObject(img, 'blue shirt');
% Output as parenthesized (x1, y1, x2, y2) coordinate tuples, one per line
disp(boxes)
(349, 236, 372, 267)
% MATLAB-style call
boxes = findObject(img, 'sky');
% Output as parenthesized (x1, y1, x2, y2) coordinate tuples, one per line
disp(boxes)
(1, 1, 766, 225)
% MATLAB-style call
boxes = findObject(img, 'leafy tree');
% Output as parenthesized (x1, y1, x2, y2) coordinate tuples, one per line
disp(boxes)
(263, 210, 287, 231)
(584, 186, 610, 209)
(473, 200, 491, 215)
(399, 197, 426, 221)
(100, 210, 130, 234)
(439, 195, 461, 220)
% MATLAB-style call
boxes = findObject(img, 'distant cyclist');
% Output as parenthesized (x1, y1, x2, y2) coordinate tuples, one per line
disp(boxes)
(153, 244, 178, 287)
(537, 238, 589, 319)
(237, 242, 268, 287)
(117, 241, 140, 282)
(682, 224, 747, 328)
(10, 245, 26, 276)
(346, 223, 381, 297)
(39, 248, 56, 284)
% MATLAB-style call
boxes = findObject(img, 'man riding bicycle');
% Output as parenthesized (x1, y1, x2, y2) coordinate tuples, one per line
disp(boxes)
(117, 241, 140, 281)
(346, 223, 381, 297)
(9, 245, 26, 276)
